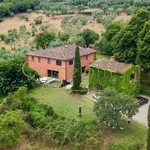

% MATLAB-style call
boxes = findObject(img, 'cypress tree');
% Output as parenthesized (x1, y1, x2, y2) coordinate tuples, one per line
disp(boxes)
(148, 105, 150, 150)
(72, 46, 81, 92)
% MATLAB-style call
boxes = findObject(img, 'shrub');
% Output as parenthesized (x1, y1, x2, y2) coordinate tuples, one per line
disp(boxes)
(9, 12, 15, 17)
(26, 111, 48, 128)
(34, 103, 54, 117)
(34, 16, 42, 25)
(80, 17, 88, 25)
(22, 97, 37, 111)
(18, 14, 28, 21)
(46, 11, 51, 17)
(49, 39, 64, 48)
(78, 86, 88, 95)
(48, 119, 88, 145)
(0, 34, 5, 41)
(52, 112, 59, 119)
(96, 17, 103, 23)
(72, 17, 80, 25)
(126, 6, 134, 15)
(39, 25, 49, 31)
(0, 110, 25, 148)
(116, 8, 123, 15)
(3, 36, 11, 44)
(59, 32, 70, 41)
(0, 18, 4, 22)
(0, 94, 22, 113)
(27, 9, 32, 13)
(14, 86, 28, 98)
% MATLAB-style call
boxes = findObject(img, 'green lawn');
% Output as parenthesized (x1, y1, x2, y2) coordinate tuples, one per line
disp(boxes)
(96, 52, 111, 60)
(107, 121, 147, 149)
(29, 85, 96, 123)
(29, 85, 147, 149)
(82, 77, 89, 85)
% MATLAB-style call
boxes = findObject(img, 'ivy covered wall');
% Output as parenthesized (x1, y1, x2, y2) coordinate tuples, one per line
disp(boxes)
(89, 65, 141, 95)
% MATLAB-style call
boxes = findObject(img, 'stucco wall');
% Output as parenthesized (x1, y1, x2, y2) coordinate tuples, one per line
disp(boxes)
(66, 53, 95, 80)
(27, 53, 95, 81)
(27, 56, 66, 80)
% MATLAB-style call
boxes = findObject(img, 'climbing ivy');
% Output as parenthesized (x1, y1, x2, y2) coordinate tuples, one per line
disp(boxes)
(89, 65, 141, 95)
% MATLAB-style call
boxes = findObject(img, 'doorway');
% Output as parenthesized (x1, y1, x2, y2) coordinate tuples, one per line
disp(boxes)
(48, 70, 59, 78)
(82, 66, 86, 73)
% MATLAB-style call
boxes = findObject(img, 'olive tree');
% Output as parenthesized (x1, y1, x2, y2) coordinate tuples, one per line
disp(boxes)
(93, 88, 139, 129)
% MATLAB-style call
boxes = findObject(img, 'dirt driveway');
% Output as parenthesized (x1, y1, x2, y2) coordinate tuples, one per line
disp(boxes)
(133, 97, 150, 126)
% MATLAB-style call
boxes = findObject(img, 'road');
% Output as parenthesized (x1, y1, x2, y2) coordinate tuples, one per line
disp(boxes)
(133, 100, 150, 126)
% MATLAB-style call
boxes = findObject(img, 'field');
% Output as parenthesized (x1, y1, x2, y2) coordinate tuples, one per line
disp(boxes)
(0, 12, 130, 35)
(29, 85, 96, 123)
(29, 85, 147, 149)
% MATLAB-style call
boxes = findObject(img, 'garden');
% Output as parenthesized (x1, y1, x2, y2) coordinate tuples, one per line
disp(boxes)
(0, 0, 150, 149)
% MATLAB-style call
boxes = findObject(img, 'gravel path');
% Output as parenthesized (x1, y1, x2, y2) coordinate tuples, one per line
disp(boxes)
(133, 97, 150, 126)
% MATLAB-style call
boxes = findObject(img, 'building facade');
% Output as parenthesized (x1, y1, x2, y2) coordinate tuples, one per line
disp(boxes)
(89, 57, 141, 95)
(27, 44, 95, 81)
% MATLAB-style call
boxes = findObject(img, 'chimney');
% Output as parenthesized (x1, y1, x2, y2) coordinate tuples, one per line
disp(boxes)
(111, 56, 115, 61)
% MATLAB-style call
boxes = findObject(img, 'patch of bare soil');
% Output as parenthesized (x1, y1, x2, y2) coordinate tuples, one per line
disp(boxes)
(113, 12, 131, 22)
(83, 21, 105, 35)
(0, 11, 131, 35)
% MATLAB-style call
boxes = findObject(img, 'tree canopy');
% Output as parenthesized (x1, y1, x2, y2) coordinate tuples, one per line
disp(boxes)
(136, 21, 150, 71)
(0, 49, 39, 95)
(72, 46, 81, 92)
(99, 22, 122, 55)
(80, 29, 99, 47)
(93, 88, 139, 129)
(112, 9, 150, 64)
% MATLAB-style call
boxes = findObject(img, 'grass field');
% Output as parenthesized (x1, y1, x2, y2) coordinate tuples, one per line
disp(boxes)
(0, 12, 130, 35)
(29, 85, 147, 149)
(96, 52, 111, 60)
(29, 85, 96, 123)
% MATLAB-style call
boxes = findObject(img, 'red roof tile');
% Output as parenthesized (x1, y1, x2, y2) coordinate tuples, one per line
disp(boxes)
(90, 59, 131, 74)
(26, 44, 96, 60)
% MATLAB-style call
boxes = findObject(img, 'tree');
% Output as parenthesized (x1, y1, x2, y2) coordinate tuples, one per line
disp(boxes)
(81, 29, 99, 47)
(0, 110, 25, 148)
(136, 21, 150, 71)
(59, 32, 70, 41)
(99, 22, 122, 55)
(72, 46, 81, 92)
(148, 105, 150, 150)
(34, 30, 56, 49)
(0, 58, 39, 95)
(93, 88, 139, 129)
(112, 9, 150, 64)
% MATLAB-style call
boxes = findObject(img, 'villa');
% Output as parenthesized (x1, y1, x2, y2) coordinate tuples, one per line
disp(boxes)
(27, 44, 96, 81)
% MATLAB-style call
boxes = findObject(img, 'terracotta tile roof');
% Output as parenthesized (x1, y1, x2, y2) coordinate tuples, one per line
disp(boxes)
(26, 44, 96, 60)
(90, 59, 131, 74)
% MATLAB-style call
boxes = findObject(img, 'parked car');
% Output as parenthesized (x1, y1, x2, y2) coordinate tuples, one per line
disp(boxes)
(92, 92, 102, 100)
(136, 96, 149, 106)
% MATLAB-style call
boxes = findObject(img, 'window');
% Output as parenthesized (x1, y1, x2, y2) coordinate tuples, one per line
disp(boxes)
(130, 73, 135, 80)
(69, 60, 73, 65)
(86, 55, 88, 60)
(38, 57, 41, 62)
(32, 56, 34, 61)
(56, 60, 62, 66)
(47, 58, 50, 64)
